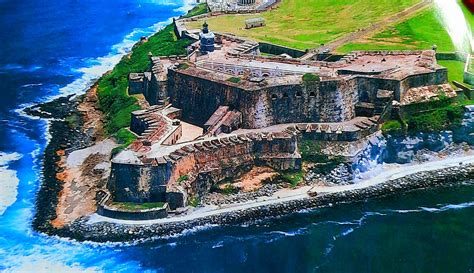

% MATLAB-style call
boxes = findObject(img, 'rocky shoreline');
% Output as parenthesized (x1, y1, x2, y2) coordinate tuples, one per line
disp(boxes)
(26, 93, 94, 235)
(60, 162, 474, 243)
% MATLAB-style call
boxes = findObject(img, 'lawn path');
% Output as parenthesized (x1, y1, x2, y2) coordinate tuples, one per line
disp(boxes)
(301, 0, 433, 59)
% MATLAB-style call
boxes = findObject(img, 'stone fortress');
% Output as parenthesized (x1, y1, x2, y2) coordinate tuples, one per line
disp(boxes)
(100, 19, 456, 220)
(205, 0, 278, 12)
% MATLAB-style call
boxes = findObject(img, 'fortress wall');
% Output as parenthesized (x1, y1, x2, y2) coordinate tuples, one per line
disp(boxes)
(299, 124, 378, 142)
(167, 69, 251, 126)
(258, 42, 306, 58)
(356, 69, 448, 103)
(143, 75, 168, 106)
(161, 125, 183, 146)
(97, 203, 169, 221)
(107, 162, 172, 203)
(254, 79, 358, 125)
(108, 133, 300, 208)
(107, 126, 378, 207)
(399, 69, 448, 98)
(130, 112, 149, 135)
(168, 69, 358, 128)
(356, 77, 400, 102)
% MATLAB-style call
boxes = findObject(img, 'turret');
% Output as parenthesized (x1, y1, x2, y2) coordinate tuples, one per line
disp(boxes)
(199, 22, 215, 53)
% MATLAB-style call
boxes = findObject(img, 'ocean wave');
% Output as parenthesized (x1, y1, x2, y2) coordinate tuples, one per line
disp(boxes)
(35, 16, 173, 105)
(211, 241, 224, 249)
(380, 201, 474, 215)
(21, 83, 44, 88)
(0, 151, 23, 216)
(268, 228, 307, 237)
(0, 64, 42, 73)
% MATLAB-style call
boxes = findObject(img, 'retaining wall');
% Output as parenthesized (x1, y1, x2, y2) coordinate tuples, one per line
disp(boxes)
(258, 42, 306, 58)
(108, 132, 301, 207)
(97, 202, 169, 220)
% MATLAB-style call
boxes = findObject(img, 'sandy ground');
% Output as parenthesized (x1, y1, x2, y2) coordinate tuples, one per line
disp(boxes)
(89, 151, 474, 226)
(52, 139, 117, 227)
(233, 166, 278, 192)
(51, 84, 118, 227)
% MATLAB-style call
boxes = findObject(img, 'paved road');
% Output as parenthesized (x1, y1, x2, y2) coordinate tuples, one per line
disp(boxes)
(300, 0, 433, 60)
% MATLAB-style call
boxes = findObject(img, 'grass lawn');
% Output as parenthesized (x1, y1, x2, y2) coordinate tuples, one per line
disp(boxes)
(97, 24, 192, 136)
(337, 8, 455, 53)
(111, 202, 166, 211)
(111, 128, 137, 156)
(438, 60, 467, 85)
(469, 56, 474, 74)
(182, 3, 208, 18)
(337, 1, 474, 53)
(186, 0, 419, 50)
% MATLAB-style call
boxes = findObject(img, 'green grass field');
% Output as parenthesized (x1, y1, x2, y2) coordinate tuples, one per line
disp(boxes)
(438, 60, 466, 84)
(97, 24, 192, 136)
(337, 8, 455, 53)
(111, 202, 166, 211)
(187, 0, 419, 50)
(337, 1, 474, 53)
(182, 3, 208, 18)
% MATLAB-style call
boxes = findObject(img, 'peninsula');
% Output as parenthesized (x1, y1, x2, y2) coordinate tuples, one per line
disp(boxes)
(29, 0, 474, 242)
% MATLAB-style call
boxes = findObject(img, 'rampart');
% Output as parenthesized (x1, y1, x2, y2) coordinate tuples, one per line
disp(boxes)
(167, 68, 359, 128)
(108, 131, 301, 209)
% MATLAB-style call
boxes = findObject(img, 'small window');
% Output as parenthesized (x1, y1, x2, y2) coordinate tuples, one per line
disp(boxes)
(296, 91, 302, 97)
(309, 92, 316, 97)
(283, 93, 289, 99)
(271, 94, 278, 100)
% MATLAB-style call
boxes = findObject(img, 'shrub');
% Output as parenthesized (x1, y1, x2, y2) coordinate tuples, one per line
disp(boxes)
(176, 63, 189, 70)
(188, 196, 199, 207)
(405, 104, 464, 133)
(111, 128, 137, 156)
(227, 77, 241, 83)
(177, 175, 189, 184)
(381, 120, 404, 135)
(221, 184, 238, 195)
(302, 73, 320, 83)
(280, 171, 304, 188)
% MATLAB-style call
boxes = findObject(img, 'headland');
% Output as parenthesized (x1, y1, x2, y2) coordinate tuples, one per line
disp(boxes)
(28, 0, 474, 242)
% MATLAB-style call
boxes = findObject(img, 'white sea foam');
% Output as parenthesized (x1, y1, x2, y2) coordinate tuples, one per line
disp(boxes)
(211, 241, 224, 248)
(34, 15, 175, 105)
(21, 83, 43, 88)
(0, 152, 23, 216)
(174, 0, 196, 13)
(3, 260, 101, 273)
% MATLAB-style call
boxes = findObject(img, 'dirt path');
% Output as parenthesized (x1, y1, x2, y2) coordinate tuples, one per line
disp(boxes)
(300, 0, 433, 59)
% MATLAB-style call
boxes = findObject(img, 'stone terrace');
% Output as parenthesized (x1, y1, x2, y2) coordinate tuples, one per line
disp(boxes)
(114, 116, 379, 166)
